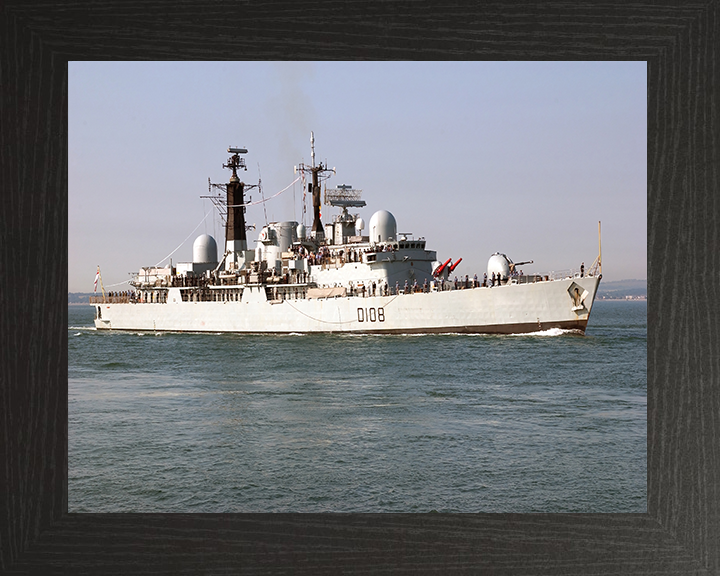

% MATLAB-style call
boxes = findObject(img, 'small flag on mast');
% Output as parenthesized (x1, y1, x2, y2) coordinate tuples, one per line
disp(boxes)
(94, 266, 100, 293)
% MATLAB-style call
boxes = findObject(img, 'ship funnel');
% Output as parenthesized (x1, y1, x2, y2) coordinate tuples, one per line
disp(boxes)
(222, 146, 248, 253)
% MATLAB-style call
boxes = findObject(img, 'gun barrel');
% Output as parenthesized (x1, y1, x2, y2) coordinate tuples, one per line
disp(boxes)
(449, 258, 463, 273)
(433, 258, 452, 277)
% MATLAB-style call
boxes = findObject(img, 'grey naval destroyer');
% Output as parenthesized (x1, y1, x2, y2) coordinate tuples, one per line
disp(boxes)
(92, 135, 602, 334)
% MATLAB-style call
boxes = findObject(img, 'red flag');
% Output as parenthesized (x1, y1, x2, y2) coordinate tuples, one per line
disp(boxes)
(94, 266, 100, 292)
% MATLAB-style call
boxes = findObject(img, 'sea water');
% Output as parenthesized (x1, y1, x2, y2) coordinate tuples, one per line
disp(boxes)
(68, 300, 646, 512)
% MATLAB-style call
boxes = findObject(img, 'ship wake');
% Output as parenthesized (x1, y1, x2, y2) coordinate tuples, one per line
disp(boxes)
(509, 327, 583, 337)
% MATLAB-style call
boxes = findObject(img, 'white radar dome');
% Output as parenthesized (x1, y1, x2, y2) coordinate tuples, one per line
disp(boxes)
(487, 252, 512, 280)
(193, 234, 217, 264)
(368, 210, 397, 243)
(297, 223, 307, 240)
(355, 217, 365, 234)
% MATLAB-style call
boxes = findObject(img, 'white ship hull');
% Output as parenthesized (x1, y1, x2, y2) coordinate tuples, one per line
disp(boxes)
(91, 140, 605, 336)
(93, 275, 600, 334)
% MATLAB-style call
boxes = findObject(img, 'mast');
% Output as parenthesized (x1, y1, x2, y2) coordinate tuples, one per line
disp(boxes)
(223, 147, 248, 264)
(598, 220, 602, 276)
(295, 131, 335, 241)
(589, 220, 603, 277)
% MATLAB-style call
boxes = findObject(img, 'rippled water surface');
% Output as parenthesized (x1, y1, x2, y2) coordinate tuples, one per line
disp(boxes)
(69, 300, 646, 512)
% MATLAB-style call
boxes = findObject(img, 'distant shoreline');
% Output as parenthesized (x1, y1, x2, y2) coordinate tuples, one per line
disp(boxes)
(597, 297, 646, 301)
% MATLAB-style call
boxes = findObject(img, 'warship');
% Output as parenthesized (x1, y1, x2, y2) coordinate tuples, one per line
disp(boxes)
(91, 134, 602, 334)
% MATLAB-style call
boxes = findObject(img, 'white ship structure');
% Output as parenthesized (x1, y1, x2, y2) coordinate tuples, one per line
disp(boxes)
(91, 136, 602, 334)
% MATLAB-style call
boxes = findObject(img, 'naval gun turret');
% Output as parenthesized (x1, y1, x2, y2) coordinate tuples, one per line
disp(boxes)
(487, 253, 534, 282)
(509, 260, 533, 273)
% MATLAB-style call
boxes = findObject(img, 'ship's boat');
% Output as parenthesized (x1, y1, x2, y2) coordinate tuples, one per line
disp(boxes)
(91, 135, 602, 334)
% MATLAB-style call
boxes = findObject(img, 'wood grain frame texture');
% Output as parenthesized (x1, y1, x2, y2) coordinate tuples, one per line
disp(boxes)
(1, 2, 717, 574)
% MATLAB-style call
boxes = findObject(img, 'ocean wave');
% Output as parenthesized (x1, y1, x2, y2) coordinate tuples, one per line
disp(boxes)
(509, 328, 579, 337)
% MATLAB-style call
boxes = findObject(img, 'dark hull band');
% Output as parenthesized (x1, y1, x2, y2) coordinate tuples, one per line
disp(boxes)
(95, 319, 589, 335)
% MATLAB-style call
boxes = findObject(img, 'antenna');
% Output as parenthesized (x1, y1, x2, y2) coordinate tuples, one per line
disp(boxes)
(296, 132, 335, 239)
(324, 184, 365, 208)
(598, 220, 602, 275)
(223, 146, 248, 181)
(310, 131, 315, 168)
(258, 163, 268, 226)
(588, 220, 603, 277)
(325, 184, 365, 225)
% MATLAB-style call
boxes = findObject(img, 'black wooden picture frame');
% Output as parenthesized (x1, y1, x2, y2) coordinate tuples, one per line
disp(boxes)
(1, 2, 717, 574)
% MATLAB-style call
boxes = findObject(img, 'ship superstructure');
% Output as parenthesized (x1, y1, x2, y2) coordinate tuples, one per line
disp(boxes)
(91, 135, 602, 334)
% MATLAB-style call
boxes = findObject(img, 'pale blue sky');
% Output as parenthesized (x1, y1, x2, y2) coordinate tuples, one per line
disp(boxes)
(69, 61, 646, 292)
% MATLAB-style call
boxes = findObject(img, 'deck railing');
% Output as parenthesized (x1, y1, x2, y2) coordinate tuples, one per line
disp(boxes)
(88, 267, 599, 305)
(89, 295, 133, 304)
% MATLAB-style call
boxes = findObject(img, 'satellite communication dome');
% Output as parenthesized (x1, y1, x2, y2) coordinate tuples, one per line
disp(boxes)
(193, 234, 217, 264)
(297, 224, 307, 240)
(487, 252, 512, 280)
(368, 210, 397, 243)
(355, 217, 365, 234)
